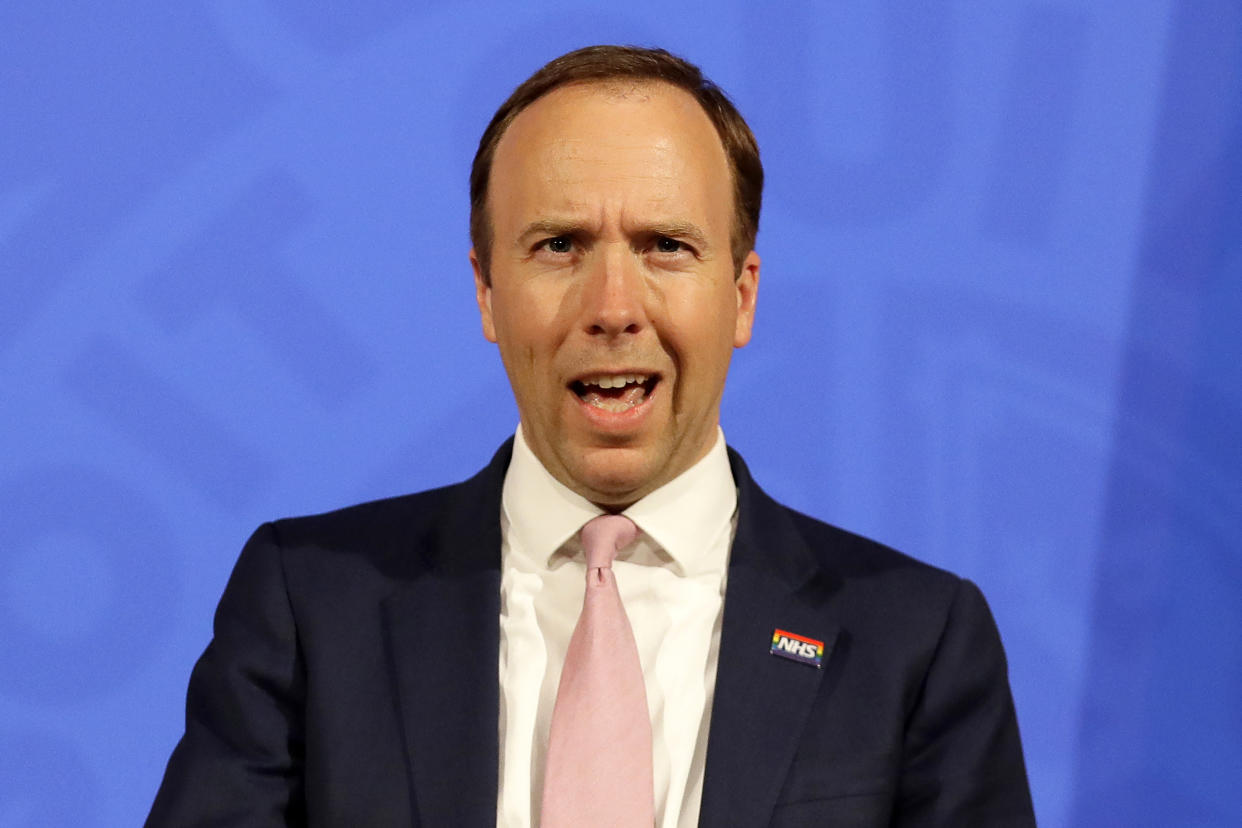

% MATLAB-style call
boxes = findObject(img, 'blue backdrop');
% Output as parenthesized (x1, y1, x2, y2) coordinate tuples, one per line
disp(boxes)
(2, 2, 1239, 825)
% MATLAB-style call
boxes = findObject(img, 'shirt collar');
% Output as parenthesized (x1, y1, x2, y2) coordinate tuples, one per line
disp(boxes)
(501, 426, 736, 576)
(622, 429, 735, 576)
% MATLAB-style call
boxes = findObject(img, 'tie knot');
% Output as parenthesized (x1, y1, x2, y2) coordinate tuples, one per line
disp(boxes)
(580, 514, 637, 569)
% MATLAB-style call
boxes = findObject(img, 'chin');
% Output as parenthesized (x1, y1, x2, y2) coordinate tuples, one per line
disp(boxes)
(569, 449, 658, 506)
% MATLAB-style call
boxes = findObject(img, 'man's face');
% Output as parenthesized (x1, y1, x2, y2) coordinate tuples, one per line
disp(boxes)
(472, 81, 759, 508)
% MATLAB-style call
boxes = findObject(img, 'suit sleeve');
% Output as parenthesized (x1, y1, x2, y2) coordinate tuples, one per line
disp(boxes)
(147, 523, 307, 827)
(893, 578, 1036, 827)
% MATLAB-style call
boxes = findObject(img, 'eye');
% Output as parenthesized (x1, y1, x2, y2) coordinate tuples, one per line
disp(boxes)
(654, 236, 684, 254)
(542, 236, 573, 254)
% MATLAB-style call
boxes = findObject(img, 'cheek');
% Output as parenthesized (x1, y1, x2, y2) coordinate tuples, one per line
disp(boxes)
(495, 282, 571, 338)
(519, 343, 540, 375)
(497, 334, 540, 380)
(492, 300, 559, 386)
(667, 292, 737, 350)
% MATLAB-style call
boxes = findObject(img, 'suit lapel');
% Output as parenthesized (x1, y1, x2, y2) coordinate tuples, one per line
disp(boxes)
(698, 452, 842, 826)
(384, 572, 499, 826)
(382, 442, 511, 828)
(378, 442, 840, 826)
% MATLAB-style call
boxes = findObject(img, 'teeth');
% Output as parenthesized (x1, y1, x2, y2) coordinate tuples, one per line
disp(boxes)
(589, 397, 637, 412)
(583, 374, 647, 389)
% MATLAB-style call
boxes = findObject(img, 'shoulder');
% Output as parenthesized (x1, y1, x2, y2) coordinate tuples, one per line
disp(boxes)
(781, 503, 973, 632)
(743, 479, 1013, 713)
(728, 448, 977, 648)
(242, 439, 513, 584)
(782, 504, 961, 594)
(728, 446, 961, 595)
(268, 484, 461, 562)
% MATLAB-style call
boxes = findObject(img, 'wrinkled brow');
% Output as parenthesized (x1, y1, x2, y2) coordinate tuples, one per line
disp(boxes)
(516, 219, 710, 249)
(516, 219, 587, 244)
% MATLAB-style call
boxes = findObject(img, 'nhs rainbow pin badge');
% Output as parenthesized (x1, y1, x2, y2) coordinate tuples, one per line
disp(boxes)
(770, 629, 825, 668)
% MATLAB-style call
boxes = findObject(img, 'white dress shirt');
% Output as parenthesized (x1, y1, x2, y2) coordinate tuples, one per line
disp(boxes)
(497, 426, 737, 828)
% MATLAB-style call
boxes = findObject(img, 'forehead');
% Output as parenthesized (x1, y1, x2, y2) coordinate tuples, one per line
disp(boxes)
(488, 81, 732, 227)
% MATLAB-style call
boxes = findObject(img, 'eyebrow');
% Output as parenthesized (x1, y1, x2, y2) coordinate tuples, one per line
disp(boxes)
(515, 219, 711, 250)
(516, 219, 587, 246)
(643, 221, 709, 250)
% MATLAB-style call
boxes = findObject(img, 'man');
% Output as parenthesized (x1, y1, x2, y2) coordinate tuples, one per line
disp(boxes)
(149, 46, 1035, 826)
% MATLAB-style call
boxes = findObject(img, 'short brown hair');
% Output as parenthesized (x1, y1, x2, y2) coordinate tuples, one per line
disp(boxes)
(469, 45, 763, 283)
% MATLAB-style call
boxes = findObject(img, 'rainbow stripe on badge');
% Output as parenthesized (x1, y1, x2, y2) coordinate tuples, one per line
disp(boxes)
(770, 628, 825, 668)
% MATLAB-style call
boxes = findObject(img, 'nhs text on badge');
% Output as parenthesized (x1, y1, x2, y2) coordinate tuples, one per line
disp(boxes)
(770, 629, 825, 668)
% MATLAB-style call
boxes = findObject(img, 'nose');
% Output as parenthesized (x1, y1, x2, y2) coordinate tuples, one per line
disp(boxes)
(582, 245, 645, 338)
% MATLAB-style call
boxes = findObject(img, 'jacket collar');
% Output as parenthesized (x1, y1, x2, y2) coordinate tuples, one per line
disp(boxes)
(381, 440, 511, 827)
(382, 441, 840, 827)
(697, 449, 842, 826)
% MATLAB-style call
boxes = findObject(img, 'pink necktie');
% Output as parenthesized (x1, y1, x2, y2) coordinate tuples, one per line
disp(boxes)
(541, 514, 654, 827)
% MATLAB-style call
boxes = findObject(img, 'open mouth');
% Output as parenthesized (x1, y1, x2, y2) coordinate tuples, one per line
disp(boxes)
(570, 373, 660, 413)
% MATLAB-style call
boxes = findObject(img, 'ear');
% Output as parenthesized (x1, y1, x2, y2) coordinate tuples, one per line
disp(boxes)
(733, 250, 760, 348)
(470, 248, 498, 343)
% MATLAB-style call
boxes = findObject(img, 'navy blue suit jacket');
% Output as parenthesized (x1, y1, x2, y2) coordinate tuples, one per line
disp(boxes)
(148, 441, 1035, 826)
